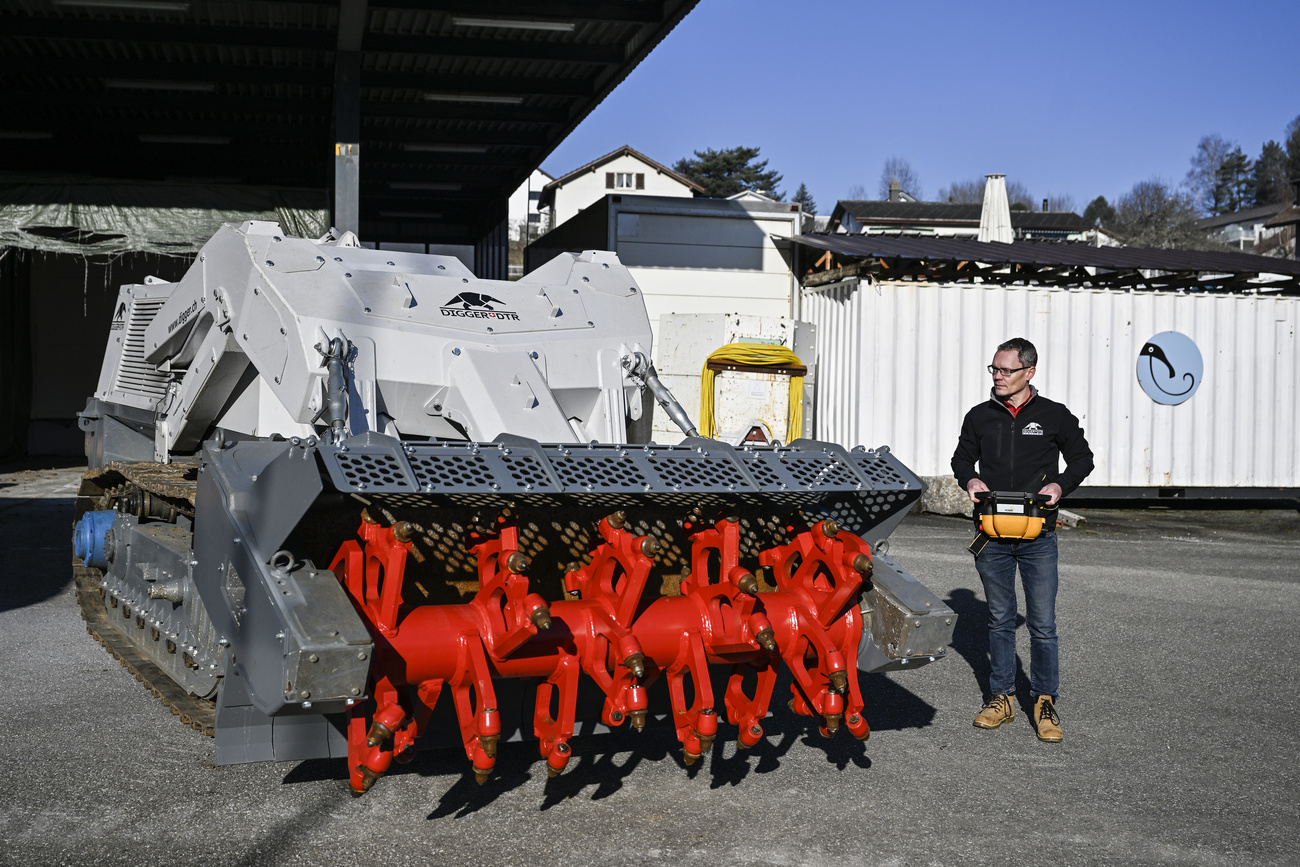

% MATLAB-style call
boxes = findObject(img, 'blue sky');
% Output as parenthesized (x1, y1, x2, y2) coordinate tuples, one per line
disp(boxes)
(542, 0, 1300, 214)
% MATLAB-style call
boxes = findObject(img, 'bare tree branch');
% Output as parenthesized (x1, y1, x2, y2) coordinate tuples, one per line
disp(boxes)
(878, 157, 923, 200)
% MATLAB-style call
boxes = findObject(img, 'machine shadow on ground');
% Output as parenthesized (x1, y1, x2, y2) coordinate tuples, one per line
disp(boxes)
(227, 785, 354, 867)
(279, 660, 940, 816)
(943, 587, 1033, 699)
(278, 664, 936, 817)
(0, 496, 74, 613)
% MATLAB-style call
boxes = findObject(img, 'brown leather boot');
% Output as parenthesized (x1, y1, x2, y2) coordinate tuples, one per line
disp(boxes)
(973, 694, 1014, 729)
(1033, 695, 1063, 742)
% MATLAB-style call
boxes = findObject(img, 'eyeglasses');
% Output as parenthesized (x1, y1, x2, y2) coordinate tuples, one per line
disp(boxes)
(988, 365, 1030, 377)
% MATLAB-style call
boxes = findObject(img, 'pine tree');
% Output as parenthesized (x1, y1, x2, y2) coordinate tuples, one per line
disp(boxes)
(1215, 146, 1255, 213)
(792, 183, 817, 214)
(1253, 141, 1289, 206)
(1082, 195, 1116, 226)
(1286, 115, 1300, 193)
(673, 146, 784, 200)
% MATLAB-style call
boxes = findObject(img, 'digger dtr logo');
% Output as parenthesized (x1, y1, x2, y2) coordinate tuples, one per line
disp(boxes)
(440, 292, 520, 321)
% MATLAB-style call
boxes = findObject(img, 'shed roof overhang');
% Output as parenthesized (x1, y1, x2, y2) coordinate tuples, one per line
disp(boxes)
(783, 233, 1300, 294)
(0, 0, 698, 248)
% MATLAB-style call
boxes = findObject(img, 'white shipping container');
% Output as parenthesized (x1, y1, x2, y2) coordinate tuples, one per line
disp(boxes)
(802, 279, 1299, 488)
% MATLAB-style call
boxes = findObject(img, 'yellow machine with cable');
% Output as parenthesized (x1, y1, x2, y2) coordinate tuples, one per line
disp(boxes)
(699, 342, 806, 444)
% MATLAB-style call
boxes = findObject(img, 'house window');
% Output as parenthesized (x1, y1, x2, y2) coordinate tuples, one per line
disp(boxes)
(606, 172, 646, 190)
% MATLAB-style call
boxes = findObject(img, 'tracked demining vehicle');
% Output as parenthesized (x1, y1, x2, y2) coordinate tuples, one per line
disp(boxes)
(72, 221, 955, 794)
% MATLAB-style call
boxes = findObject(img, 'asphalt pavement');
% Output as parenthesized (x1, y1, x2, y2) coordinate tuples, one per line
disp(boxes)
(1, 462, 1297, 866)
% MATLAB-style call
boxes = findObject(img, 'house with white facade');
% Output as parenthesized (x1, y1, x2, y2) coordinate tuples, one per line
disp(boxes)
(507, 168, 554, 277)
(537, 145, 704, 228)
(1195, 202, 1290, 253)
(508, 168, 554, 238)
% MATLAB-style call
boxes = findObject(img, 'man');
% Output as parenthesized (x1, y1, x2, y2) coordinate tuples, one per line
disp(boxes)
(951, 337, 1093, 743)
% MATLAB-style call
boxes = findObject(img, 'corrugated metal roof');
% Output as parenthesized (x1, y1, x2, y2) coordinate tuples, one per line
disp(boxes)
(832, 199, 1093, 230)
(1265, 205, 1300, 228)
(0, 1, 701, 246)
(788, 233, 1300, 293)
(1194, 202, 1288, 230)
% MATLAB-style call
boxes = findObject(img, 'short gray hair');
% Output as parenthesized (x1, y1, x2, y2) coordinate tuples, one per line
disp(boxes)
(997, 337, 1037, 367)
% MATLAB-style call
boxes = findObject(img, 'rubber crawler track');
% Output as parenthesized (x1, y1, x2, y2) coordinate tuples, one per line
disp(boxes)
(74, 460, 215, 737)
(74, 562, 216, 736)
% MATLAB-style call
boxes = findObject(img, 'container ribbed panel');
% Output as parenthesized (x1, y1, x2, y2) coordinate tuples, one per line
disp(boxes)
(802, 280, 1299, 487)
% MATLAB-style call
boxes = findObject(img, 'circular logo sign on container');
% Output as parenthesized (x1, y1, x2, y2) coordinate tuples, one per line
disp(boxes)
(1136, 331, 1203, 406)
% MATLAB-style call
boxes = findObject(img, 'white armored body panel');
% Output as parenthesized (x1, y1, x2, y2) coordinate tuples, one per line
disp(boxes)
(92, 221, 657, 461)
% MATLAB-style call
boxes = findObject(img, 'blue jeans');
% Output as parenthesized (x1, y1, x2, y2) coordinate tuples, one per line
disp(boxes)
(975, 531, 1059, 698)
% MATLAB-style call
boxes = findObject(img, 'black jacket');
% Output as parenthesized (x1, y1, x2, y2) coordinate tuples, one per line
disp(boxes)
(951, 388, 1094, 498)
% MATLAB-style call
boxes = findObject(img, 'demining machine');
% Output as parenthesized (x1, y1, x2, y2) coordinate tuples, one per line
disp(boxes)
(72, 221, 955, 795)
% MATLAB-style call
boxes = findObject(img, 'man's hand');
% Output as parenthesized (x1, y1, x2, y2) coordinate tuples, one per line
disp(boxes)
(1038, 482, 1063, 505)
(966, 478, 989, 503)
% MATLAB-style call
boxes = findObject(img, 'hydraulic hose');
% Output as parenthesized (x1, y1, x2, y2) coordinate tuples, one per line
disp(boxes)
(622, 352, 699, 438)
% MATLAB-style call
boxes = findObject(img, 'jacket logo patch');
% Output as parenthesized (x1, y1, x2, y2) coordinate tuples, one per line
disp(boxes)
(1021, 422, 1044, 435)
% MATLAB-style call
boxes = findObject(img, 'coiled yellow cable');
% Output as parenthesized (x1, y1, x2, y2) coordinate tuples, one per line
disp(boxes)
(699, 343, 804, 443)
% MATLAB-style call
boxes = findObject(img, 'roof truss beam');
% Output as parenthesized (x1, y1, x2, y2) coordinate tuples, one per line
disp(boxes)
(370, 0, 664, 23)
(1, 15, 336, 50)
(361, 34, 624, 64)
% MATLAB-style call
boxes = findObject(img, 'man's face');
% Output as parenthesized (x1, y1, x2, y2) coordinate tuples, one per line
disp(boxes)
(991, 348, 1035, 402)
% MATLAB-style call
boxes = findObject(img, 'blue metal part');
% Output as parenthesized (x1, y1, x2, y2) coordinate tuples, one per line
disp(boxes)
(74, 510, 117, 569)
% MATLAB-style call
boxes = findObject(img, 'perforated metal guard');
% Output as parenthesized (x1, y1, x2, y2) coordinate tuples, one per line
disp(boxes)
(832, 447, 926, 541)
(315, 434, 921, 537)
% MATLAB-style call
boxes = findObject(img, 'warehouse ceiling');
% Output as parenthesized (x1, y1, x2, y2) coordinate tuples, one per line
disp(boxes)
(0, 0, 698, 246)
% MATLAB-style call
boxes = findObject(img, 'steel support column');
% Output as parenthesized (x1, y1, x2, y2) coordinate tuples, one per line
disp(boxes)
(474, 214, 509, 281)
(332, 1, 366, 234)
